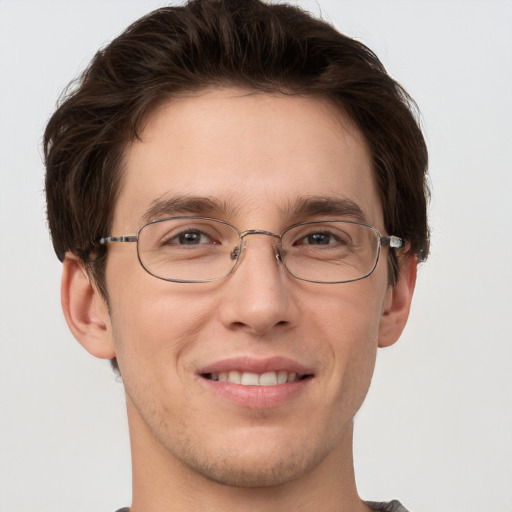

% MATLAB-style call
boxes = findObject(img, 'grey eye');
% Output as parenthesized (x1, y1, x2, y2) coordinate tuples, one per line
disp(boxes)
(175, 231, 209, 245)
(303, 232, 335, 245)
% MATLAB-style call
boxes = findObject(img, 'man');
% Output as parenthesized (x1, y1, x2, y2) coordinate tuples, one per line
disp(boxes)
(44, 0, 429, 510)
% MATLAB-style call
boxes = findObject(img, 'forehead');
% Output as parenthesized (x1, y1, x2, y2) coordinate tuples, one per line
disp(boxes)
(114, 88, 382, 232)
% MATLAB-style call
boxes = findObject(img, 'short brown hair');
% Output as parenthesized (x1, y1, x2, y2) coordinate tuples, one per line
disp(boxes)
(44, 0, 429, 299)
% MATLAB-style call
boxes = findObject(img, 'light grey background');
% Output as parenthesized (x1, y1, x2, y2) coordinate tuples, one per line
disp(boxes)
(1, 1, 511, 511)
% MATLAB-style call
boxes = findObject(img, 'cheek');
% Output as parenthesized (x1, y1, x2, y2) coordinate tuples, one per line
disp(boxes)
(317, 278, 385, 347)
(110, 287, 202, 361)
(107, 287, 207, 424)
(106, 268, 227, 388)
(104, 255, 191, 364)
(315, 278, 386, 391)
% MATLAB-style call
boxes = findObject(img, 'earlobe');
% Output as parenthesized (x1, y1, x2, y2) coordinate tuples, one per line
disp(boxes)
(378, 255, 417, 348)
(61, 253, 116, 359)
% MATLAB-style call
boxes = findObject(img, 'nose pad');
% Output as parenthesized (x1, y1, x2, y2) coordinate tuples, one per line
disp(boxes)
(230, 240, 246, 262)
(275, 245, 284, 263)
(229, 237, 283, 275)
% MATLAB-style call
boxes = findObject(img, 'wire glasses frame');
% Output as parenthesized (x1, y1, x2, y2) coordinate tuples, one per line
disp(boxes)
(99, 216, 404, 284)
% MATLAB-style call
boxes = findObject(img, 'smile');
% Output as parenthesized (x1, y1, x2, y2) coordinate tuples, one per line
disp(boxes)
(198, 357, 314, 408)
(204, 371, 308, 386)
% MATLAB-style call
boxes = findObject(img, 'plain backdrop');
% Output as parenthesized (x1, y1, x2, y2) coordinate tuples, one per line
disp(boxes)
(0, 1, 511, 511)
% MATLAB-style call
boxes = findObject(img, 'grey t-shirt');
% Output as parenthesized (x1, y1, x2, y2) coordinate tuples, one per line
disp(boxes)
(367, 500, 410, 511)
(116, 500, 409, 511)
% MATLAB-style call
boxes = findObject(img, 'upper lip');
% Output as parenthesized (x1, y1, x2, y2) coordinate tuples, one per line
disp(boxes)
(198, 356, 314, 377)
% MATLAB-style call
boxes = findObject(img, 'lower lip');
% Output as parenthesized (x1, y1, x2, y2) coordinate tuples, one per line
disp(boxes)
(199, 377, 312, 409)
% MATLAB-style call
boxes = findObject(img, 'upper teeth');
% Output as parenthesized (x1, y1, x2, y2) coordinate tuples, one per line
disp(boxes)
(209, 371, 300, 386)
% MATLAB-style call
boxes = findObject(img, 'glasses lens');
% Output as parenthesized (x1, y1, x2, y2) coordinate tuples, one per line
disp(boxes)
(137, 218, 240, 282)
(281, 221, 380, 283)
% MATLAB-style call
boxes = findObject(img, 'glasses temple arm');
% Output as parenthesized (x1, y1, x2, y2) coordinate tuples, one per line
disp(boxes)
(381, 235, 404, 249)
(99, 235, 138, 245)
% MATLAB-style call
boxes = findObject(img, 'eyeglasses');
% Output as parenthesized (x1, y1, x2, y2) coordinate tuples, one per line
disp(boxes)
(99, 217, 403, 284)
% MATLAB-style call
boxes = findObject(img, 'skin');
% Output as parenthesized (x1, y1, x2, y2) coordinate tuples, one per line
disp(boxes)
(62, 88, 416, 512)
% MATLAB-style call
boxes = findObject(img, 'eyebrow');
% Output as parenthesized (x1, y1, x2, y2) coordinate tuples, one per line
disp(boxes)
(141, 195, 235, 224)
(140, 194, 367, 225)
(282, 196, 368, 223)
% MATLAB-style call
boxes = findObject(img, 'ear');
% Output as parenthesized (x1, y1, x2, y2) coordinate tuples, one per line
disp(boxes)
(378, 255, 417, 348)
(61, 253, 116, 359)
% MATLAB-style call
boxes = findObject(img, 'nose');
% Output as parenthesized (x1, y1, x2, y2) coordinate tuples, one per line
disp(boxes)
(217, 233, 299, 336)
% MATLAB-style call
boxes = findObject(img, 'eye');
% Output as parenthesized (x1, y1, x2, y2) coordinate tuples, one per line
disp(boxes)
(171, 230, 213, 245)
(294, 230, 348, 246)
(299, 232, 339, 245)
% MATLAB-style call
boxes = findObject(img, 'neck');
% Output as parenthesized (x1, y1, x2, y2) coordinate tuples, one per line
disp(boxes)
(127, 404, 370, 512)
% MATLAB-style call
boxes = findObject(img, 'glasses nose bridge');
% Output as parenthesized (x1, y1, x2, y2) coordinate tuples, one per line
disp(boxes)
(239, 229, 281, 241)
(235, 229, 283, 264)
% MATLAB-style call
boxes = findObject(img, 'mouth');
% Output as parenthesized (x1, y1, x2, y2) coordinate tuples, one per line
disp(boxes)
(198, 358, 314, 408)
(202, 370, 312, 386)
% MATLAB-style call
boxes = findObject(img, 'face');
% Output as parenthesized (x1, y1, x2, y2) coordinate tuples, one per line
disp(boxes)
(102, 89, 397, 487)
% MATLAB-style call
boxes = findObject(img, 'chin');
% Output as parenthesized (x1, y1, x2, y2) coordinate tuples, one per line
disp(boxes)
(184, 450, 320, 488)
(172, 428, 336, 488)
